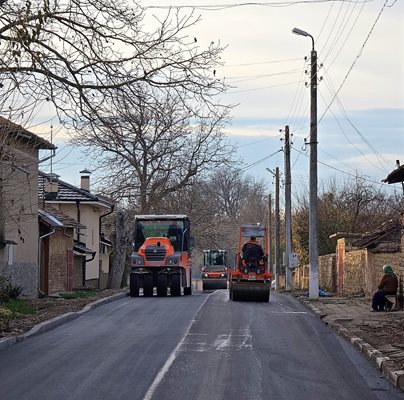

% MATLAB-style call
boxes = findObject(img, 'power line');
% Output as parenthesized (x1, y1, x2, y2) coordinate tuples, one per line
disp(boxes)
(317, 0, 390, 126)
(227, 80, 303, 94)
(290, 144, 396, 188)
(322, 72, 391, 172)
(235, 134, 282, 148)
(225, 68, 302, 84)
(143, 1, 375, 11)
(223, 57, 302, 67)
(236, 149, 282, 172)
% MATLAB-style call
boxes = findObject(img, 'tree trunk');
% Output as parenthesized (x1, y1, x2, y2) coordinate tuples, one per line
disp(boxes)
(107, 211, 129, 289)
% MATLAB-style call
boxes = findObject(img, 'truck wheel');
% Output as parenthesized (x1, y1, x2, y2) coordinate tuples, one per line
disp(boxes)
(171, 273, 181, 297)
(157, 274, 168, 297)
(143, 274, 154, 297)
(129, 274, 139, 297)
(184, 285, 192, 296)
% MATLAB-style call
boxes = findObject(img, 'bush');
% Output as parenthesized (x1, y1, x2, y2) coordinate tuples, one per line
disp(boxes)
(9, 285, 23, 300)
(0, 276, 23, 302)
(0, 276, 12, 302)
(0, 306, 12, 331)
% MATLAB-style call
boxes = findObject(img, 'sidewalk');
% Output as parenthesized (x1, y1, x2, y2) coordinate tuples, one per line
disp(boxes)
(295, 293, 404, 391)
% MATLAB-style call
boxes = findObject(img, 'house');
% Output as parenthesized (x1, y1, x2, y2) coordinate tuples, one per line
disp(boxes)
(293, 218, 404, 296)
(336, 219, 404, 296)
(38, 205, 86, 294)
(0, 117, 55, 297)
(38, 170, 114, 290)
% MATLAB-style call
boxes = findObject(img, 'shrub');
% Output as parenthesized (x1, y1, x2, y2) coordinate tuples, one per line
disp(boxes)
(9, 285, 23, 300)
(0, 276, 12, 302)
(0, 306, 12, 331)
(0, 276, 23, 302)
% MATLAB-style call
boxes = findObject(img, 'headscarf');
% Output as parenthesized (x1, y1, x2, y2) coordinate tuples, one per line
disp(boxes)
(383, 264, 395, 275)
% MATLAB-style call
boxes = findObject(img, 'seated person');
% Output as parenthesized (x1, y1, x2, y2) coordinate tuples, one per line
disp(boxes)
(242, 236, 265, 264)
(372, 264, 398, 311)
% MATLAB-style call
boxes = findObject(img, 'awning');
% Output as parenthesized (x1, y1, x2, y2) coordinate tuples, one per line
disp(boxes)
(73, 240, 96, 256)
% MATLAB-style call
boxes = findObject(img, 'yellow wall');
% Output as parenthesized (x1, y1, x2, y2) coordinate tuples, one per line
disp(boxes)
(54, 202, 109, 282)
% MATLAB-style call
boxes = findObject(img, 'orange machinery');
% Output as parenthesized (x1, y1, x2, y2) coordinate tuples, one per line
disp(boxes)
(201, 249, 229, 290)
(229, 224, 272, 302)
(129, 215, 192, 297)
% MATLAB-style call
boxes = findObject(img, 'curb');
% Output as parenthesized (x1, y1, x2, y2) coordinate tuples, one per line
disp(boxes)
(0, 292, 128, 353)
(303, 300, 404, 392)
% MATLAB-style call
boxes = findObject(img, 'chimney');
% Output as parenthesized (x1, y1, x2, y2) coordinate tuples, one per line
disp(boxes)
(44, 173, 59, 199)
(80, 169, 91, 192)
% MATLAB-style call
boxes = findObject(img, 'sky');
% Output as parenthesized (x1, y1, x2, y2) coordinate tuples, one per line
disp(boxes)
(35, 0, 404, 204)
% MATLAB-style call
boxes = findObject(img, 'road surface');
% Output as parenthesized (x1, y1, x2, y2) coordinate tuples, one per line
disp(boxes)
(0, 290, 402, 400)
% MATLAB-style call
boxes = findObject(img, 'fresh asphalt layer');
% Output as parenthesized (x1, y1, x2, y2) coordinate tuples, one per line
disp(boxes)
(0, 290, 403, 400)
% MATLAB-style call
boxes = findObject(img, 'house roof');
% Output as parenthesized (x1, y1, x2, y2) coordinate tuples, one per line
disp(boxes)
(38, 171, 114, 208)
(0, 117, 55, 150)
(39, 206, 86, 229)
(351, 220, 401, 251)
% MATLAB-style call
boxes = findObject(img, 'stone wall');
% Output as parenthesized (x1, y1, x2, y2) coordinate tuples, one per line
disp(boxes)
(48, 230, 70, 293)
(366, 252, 404, 296)
(73, 256, 83, 289)
(318, 254, 336, 292)
(293, 265, 308, 289)
(99, 271, 109, 289)
(0, 262, 38, 298)
(342, 249, 366, 295)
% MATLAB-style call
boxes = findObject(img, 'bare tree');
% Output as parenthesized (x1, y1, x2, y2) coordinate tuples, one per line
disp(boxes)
(0, 1, 228, 125)
(161, 168, 269, 260)
(77, 84, 233, 212)
(0, 1, 231, 286)
(292, 175, 401, 263)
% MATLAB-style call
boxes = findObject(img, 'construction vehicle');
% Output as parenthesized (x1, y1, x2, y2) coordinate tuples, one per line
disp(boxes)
(129, 215, 192, 297)
(229, 224, 272, 302)
(201, 249, 229, 290)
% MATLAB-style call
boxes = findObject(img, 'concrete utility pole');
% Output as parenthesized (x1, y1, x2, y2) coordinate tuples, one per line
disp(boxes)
(268, 193, 272, 274)
(292, 27, 319, 300)
(274, 167, 281, 290)
(284, 125, 293, 290)
(266, 167, 281, 289)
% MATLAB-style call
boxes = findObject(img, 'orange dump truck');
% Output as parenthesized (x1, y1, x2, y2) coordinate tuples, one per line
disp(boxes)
(129, 215, 192, 297)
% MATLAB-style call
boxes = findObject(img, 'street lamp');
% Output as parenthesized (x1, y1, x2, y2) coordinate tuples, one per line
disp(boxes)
(292, 27, 319, 300)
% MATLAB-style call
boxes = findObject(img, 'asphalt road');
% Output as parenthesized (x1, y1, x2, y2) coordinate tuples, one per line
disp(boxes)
(0, 290, 403, 400)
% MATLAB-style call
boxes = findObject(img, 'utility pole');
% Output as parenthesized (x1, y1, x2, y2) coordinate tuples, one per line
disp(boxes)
(267, 193, 272, 274)
(274, 167, 280, 290)
(309, 39, 319, 300)
(266, 167, 281, 289)
(292, 27, 319, 300)
(284, 125, 292, 290)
